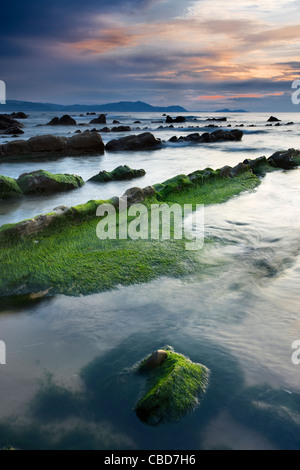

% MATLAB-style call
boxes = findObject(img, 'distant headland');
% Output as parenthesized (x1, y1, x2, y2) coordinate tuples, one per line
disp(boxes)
(0, 100, 187, 113)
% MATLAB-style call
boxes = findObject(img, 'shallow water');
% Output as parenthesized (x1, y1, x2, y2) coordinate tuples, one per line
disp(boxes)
(0, 111, 300, 450)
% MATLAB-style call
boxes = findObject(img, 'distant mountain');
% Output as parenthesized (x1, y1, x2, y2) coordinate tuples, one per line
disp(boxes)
(215, 108, 249, 113)
(0, 100, 187, 113)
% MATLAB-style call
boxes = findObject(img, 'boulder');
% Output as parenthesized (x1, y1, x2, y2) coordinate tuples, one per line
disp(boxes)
(0, 132, 105, 159)
(142, 350, 168, 370)
(17, 169, 84, 194)
(134, 348, 210, 425)
(89, 114, 106, 124)
(47, 115, 77, 126)
(230, 162, 251, 177)
(206, 117, 227, 121)
(169, 129, 243, 144)
(122, 185, 156, 205)
(166, 115, 186, 123)
(105, 132, 162, 152)
(111, 126, 131, 132)
(10, 112, 28, 119)
(268, 148, 300, 169)
(0, 114, 24, 134)
(89, 165, 146, 183)
(267, 116, 281, 122)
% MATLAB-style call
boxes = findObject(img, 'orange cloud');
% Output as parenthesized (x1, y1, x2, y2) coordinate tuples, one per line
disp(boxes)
(197, 92, 285, 100)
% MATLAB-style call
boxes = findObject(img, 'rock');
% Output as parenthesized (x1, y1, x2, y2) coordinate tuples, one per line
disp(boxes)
(230, 162, 251, 177)
(0, 133, 105, 159)
(47, 115, 77, 126)
(206, 117, 227, 121)
(287, 122, 294, 125)
(17, 170, 84, 194)
(134, 121, 141, 124)
(267, 116, 281, 122)
(10, 112, 28, 119)
(166, 115, 186, 123)
(89, 165, 146, 183)
(0, 175, 23, 199)
(111, 126, 131, 132)
(243, 156, 269, 175)
(134, 348, 210, 425)
(201, 129, 243, 142)
(169, 129, 243, 144)
(105, 132, 162, 152)
(219, 165, 232, 178)
(122, 185, 156, 205)
(113, 120, 120, 124)
(0, 115, 24, 135)
(89, 114, 106, 124)
(3, 126, 24, 135)
(143, 350, 168, 369)
(268, 148, 300, 169)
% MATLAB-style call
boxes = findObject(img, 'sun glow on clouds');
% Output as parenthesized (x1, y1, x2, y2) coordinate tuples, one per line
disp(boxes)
(3, 0, 300, 108)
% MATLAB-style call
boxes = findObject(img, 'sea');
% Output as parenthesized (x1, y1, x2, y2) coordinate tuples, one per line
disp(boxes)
(0, 111, 300, 450)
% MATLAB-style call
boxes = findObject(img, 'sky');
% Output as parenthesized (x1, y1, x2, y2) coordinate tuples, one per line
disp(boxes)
(1, 0, 300, 111)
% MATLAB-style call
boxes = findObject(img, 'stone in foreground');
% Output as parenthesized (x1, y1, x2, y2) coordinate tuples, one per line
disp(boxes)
(134, 348, 209, 425)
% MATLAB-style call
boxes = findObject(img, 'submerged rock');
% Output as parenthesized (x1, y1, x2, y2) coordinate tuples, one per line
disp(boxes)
(105, 132, 162, 152)
(0, 132, 105, 159)
(17, 170, 84, 194)
(89, 165, 146, 183)
(134, 348, 210, 425)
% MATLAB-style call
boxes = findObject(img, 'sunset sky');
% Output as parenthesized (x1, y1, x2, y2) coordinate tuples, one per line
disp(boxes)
(1, 0, 300, 111)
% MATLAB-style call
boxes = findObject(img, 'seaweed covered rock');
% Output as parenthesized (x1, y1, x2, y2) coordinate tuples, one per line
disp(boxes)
(0, 175, 22, 199)
(134, 348, 210, 425)
(105, 132, 162, 152)
(89, 165, 146, 183)
(268, 148, 300, 170)
(17, 170, 84, 194)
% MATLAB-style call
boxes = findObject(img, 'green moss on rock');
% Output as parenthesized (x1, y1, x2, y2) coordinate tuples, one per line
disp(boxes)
(0, 175, 22, 199)
(17, 170, 84, 194)
(134, 348, 210, 425)
(89, 165, 146, 183)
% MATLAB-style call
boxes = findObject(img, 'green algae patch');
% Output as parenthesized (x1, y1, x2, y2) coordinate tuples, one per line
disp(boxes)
(157, 170, 261, 207)
(134, 348, 210, 425)
(0, 175, 22, 199)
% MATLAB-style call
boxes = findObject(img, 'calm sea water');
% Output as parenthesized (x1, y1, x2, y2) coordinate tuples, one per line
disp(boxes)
(0, 111, 300, 450)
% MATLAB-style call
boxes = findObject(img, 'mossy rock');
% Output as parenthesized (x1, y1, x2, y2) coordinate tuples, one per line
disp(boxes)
(89, 165, 146, 183)
(0, 175, 22, 199)
(134, 348, 210, 425)
(17, 170, 84, 195)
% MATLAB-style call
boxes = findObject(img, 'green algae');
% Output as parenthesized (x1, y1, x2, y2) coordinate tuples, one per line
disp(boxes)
(0, 157, 282, 298)
(17, 170, 84, 194)
(134, 348, 210, 425)
(89, 165, 146, 183)
(0, 175, 22, 199)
